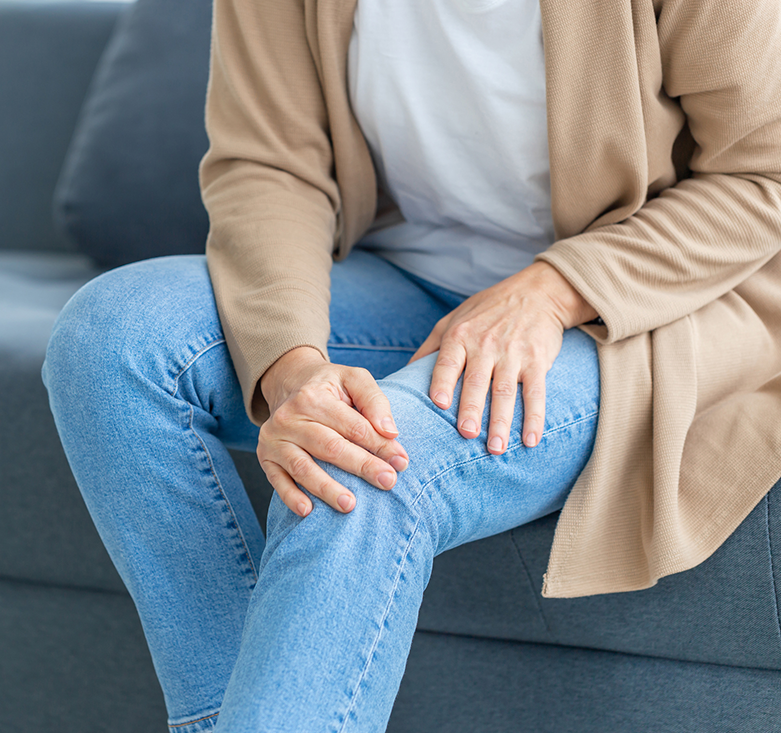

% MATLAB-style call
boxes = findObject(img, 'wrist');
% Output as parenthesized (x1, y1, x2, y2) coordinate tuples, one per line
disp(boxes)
(530, 261, 598, 330)
(261, 346, 327, 412)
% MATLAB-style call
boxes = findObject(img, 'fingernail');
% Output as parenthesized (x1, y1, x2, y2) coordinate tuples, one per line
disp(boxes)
(434, 391, 448, 407)
(381, 417, 398, 434)
(488, 437, 503, 452)
(297, 502, 310, 517)
(378, 471, 396, 489)
(389, 455, 409, 472)
(526, 433, 538, 448)
(461, 419, 477, 434)
(338, 494, 354, 511)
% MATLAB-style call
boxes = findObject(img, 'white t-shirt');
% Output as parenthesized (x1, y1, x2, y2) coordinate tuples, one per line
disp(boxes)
(348, 0, 553, 296)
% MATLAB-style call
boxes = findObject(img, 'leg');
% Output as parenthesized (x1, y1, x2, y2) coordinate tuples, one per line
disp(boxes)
(43, 256, 264, 731)
(214, 327, 600, 732)
(43, 251, 460, 731)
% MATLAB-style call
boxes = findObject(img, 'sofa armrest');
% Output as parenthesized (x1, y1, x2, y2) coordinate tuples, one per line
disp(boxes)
(0, 1, 124, 253)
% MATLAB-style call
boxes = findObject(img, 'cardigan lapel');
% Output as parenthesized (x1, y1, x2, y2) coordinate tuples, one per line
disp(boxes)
(540, 0, 649, 240)
(309, 0, 376, 256)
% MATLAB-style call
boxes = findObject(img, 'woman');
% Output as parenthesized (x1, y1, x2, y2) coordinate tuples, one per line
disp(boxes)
(44, 0, 781, 731)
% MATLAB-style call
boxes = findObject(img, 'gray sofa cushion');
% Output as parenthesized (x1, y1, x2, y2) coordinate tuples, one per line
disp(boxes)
(53, 0, 213, 268)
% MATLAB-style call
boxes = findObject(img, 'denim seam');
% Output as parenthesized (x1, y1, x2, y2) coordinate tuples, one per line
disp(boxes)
(410, 409, 600, 504)
(335, 516, 424, 733)
(327, 342, 417, 352)
(171, 337, 259, 584)
(169, 711, 220, 729)
(169, 338, 226, 397)
(764, 496, 781, 655)
(187, 402, 259, 584)
(509, 530, 554, 641)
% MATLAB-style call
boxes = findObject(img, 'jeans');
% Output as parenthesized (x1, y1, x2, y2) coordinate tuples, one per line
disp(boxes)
(43, 250, 600, 733)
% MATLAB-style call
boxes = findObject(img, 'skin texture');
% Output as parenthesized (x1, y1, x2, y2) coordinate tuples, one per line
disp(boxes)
(258, 260, 597, 517)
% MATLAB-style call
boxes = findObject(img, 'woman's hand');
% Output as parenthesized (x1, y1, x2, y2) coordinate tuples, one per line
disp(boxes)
(257, 347, 409, 517)
(409, 262, 597, 454)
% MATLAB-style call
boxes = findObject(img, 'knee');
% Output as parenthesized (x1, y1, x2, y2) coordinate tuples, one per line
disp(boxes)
(44, 255, 212, 403)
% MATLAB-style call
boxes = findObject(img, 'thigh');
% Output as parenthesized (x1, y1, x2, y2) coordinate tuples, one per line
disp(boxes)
(375, 327, 601, 555)
(327, 249, 464, 377)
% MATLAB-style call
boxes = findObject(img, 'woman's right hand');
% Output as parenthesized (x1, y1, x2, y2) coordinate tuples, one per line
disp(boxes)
(257, 346, 410, 517)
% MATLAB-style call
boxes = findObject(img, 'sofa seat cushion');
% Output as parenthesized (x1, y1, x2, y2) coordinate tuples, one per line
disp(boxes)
(420, 483, 781, 671)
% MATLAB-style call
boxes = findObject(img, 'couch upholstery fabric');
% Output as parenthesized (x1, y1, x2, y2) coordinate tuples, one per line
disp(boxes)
(0, 0, 120, 253)
(54, 0, 213, 268)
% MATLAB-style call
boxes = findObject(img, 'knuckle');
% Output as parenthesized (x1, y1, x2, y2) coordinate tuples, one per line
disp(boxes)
(345, 420, 369, 444)
(481, 331, 500, 348)
(492, 381, 517, 398)
(460, 400, 483, 414)
(296, 384, 320, 404)
(360, 456, 376, 478)
(321, 436, 345, 462)
(350, 366, 372, 383)
(490, 414, 512, 428)
(288, 455, 312, 480)
(522, 382, 546, 400)
(449, 322, 470, 340)
(273, 405, 295, 429)
(258, 459, 277, 479)
(525, 411, 545, 424)
(314, 477, 334, 499)
(436, 354, 461, 371)
(464, 371, 489, 388)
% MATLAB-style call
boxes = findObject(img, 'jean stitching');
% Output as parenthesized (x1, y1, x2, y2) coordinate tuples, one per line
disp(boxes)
(170, 336, 258, 583)
(169, 711, 220, 729)
(327, 342, 417, 352)
(509, 530, 554, 641)
(169, 338, 226, 397)
(336, 516, 424, 733)
(188, 402, 259, 583)
(765, 496, 781, 655)
(410, 409, 599, 508)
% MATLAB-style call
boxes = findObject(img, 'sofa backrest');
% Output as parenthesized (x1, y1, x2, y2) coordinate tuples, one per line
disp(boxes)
(53, 0, 214, 269)
(0, 0, 122, 253)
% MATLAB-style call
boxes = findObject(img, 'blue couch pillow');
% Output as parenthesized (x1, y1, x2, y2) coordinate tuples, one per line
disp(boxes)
(54, 0, 213, 269)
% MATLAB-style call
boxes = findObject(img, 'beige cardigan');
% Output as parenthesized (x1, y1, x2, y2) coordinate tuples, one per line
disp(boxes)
(200, 0, 781, 598)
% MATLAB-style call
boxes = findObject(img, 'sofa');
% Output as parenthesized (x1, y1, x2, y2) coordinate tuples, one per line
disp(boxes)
(2, 1, 780, 731)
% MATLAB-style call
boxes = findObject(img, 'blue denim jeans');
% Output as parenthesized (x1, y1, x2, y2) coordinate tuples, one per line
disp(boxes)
(43, 251, 600, 733)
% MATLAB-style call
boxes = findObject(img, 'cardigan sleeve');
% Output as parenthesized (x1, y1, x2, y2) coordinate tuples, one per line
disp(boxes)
(537, 0, 781, 344)
(200, 0, 337, 424)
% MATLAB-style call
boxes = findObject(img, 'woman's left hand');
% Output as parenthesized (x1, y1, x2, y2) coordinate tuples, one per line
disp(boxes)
(408, 261, 597, 454)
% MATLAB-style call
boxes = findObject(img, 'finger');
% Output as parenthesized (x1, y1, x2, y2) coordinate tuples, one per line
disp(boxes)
(300, 423, 402, 491)
(259, 459, 313, 517)
(428, 340, 466, 410)
(317, 400, 409, 470)
(342, 367, 401, 441)
(456, 355, 494, 439)
(486, 363, 519, 455)
(521, 368, 547, 448)
(276, 444, 358, 513)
